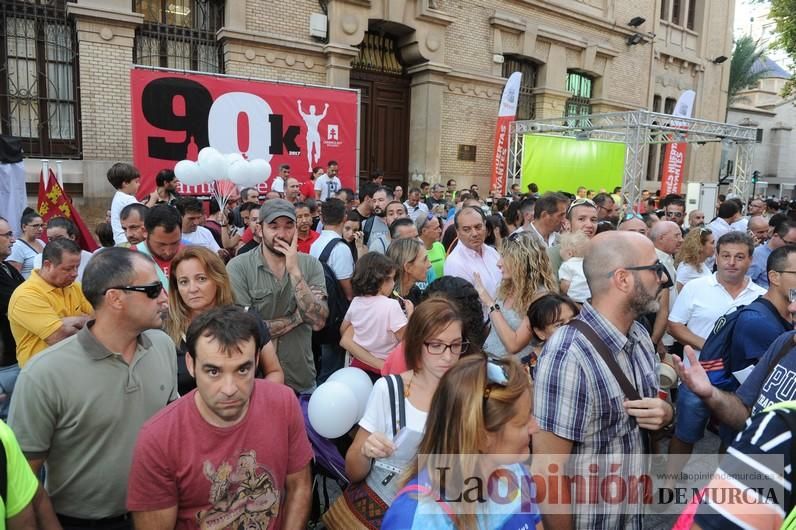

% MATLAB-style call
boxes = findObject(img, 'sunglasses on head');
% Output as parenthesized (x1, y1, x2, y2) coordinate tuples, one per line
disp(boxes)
(103, 281, 163, 299)
(566, 198, 597, 216)
(483, 357, 509, 401)
(623, 212, 644, 221)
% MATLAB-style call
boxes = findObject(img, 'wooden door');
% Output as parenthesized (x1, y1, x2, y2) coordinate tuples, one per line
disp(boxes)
(350, 70, 411, 190)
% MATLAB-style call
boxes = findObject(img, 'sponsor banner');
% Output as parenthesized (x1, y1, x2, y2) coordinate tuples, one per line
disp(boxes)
(489, 72, 522, 195)
(660, 90, 696, 196)
(131, 68, 358, 198)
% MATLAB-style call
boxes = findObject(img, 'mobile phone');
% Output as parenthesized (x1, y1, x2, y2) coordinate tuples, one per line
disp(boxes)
(790, 288, 796, 304)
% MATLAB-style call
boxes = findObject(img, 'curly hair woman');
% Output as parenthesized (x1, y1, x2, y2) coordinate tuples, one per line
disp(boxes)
(675, 227, 715, 291)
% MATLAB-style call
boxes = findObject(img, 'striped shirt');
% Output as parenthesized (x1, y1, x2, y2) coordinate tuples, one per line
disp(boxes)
(694, 404, 794, 529)
(534, 302, 660, 529)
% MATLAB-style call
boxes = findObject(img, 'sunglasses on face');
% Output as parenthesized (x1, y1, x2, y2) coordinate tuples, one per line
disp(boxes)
(665, 211, 684, 218)
(103, 281, 163, 299)
(610, 260, 673, 288)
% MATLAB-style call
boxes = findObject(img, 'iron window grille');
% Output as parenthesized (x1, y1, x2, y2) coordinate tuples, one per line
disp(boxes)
(352, 32, 404, 75)
(564, 71, 593, 127)
(502, 56, 537, 121)
(133, 0, 223, 73)
(0, 0, 80, 157)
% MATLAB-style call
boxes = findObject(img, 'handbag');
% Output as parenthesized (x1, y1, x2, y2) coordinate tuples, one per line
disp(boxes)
(323, 374, 406, 530)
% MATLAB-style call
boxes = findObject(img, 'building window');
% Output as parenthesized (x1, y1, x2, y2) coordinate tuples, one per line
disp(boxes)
(502, 56, 537, 121)
(664, 97, 676, 115)
(0, 0, 79, 157)
(660, 0, 668, 20)
(565, 71, 593, 123)
(686, 0, 696, 30)
(133, 0, 224, 73)
(671, 0, 681, 25)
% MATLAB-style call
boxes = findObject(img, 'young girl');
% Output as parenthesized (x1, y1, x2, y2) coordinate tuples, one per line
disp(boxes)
(558, 230, 591, 304)
(525, 293, 579, 377)
(340, 252, 412, 380)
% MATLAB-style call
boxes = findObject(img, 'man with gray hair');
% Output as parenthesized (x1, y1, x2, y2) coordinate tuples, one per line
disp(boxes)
(9, 247, 177, 529)
(533, 231, 673, 529)
(649, 220, 682, 352)
(425, 183, 447, 211)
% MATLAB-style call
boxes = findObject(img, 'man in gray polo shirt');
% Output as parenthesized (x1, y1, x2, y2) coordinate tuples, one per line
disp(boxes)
(228, 199, 328, 394)
(8, 247, 178, 530)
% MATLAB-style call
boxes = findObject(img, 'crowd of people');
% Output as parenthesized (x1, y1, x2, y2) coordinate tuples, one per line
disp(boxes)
(1, 159, 796, 530)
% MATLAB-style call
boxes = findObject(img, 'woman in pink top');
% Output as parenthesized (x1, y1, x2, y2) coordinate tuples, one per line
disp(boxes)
(340, 253, 412, 380)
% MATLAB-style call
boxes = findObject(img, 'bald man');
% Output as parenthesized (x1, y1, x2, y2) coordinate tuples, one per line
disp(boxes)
(688, 210, 705, 229)
(618, 215, 648, 236)
(748, 215, 770, 244)
(532, 231, 673, 529)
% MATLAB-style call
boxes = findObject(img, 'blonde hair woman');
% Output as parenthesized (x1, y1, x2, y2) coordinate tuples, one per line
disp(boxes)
(474, 232, 558, 359)
(675, 227, 714, 291)
(382, 355, 541, 530)
(167, 246, 283, 394)
(386, 237, 431, 305)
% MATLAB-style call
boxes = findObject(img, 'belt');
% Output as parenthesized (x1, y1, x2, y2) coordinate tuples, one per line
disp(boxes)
(57, 513, 131, 528)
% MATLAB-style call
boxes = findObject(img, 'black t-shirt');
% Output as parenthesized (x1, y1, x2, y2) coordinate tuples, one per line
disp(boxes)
(0, 263, 24, 366)
(175, 307, 273, 395)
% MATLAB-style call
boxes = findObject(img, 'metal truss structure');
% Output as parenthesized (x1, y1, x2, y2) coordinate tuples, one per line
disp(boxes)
(507, 110, 758, 208)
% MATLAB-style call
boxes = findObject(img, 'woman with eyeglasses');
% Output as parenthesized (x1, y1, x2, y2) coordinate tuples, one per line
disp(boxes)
(473, 232, 558, 359)
(330, 297, 469, 529)
(381, 355, 541, 530)
(6, 211, 45, 279)
(674, 227, 715, 291)
(415, 213, 445, 279)
(166, 246, 283, 395)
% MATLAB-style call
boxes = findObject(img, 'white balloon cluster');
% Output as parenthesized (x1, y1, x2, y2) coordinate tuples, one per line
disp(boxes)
(173, 147, 271, 188)
(308, 367, 374, 439)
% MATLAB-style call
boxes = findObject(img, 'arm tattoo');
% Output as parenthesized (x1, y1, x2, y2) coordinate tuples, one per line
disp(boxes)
(266, 311, 302, 338)
(293, 276, 329, 331)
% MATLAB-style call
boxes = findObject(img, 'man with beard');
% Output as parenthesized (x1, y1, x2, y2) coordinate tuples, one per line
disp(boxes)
(368, 201, 408, 254)
(131, 205, 184, 290)
(144, 169, 179, 207)
(295, 202, 319, 254)
(665, 231, 765, 484)
(532, 231, 672, 529)
(362, 186, 391, 246)
(227, 200, 328, 394)
(119, 203, 148, 247)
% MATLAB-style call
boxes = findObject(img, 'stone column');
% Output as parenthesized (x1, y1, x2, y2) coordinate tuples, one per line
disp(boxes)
(406, 63, 450, 183)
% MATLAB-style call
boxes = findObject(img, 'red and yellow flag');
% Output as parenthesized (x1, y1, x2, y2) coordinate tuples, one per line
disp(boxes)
(37, 168, 98, 252)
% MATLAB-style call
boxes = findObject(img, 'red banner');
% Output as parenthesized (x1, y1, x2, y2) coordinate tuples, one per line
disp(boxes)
(37, 169, 99, 252)
(131, 68, 359, 198)
(489, 72, 522, 195)
(660, 140, 686, 196)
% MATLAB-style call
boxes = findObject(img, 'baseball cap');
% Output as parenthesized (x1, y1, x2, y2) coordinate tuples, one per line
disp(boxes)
(259, 199, 296, 224)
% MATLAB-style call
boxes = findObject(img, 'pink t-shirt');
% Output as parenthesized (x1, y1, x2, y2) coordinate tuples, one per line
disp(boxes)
(381, 342, 407, 375)
(345, 295, 407, 358)
(127, 381, 313, 530)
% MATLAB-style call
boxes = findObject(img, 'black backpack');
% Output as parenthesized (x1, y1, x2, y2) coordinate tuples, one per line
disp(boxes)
(315, 238, 351, 345)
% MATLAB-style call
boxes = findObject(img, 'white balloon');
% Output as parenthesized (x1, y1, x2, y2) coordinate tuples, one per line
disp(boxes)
(328, 368, 374, 420)
(173, 160, 208, 186)
(228, 159, 270, 187)
(308, 381, 358, 439)
(197, 147, 227, 181)
(249, 158, 271, 182)
(225, 152, 245, 165)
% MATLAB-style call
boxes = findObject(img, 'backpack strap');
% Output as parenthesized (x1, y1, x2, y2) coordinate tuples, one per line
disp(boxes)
(319, 238, 344, 264)
(363, 217, 376, 245)
(385, 375, 406, 437)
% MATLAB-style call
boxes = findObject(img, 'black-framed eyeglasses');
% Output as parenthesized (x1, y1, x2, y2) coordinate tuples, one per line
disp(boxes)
(0, 231, 13, 238)
(424, 340, 470, 356)
(566, 198, 596, 216)
(483, 358, 509, 400)
(610, 260, 672, 286)
(777, 270, 796, 275)
(103, 281, 163, 299)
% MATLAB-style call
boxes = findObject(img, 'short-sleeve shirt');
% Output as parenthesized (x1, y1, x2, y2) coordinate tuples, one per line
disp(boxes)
(297, 230, 320, 254)
(310, 230, 353, 280)
(33, 249, 94, 283)
(749, 243, 774, 289)
(110, 190, 139, 245)
(444, 243, 501, 302)
(693, 405, 794, 529)
(126, 380, 313, 530)
(314, 174, 341, 201)
(8, 324, 178, 519)
(668, 273, 766, 357)
(227, 248, 326, 393)
(6, 239, 44, 279)
(403, 201, 429, 221)
(0, 419, 39, 525)
(559, 257, 591, 303)
(675, 261, 711, 288)
(737, 331, 796, 414)
(426, 241, 446, 279)
(182, 226, 221, 253)
(8, 270, 94, 366)
(271, 176, 285, 193)
(345, 295, 407, 358)
(534, 302, 659, 529)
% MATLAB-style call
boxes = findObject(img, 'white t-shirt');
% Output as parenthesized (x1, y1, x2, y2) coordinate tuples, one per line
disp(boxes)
(669, 272, 766, 357)
(33, 249, 93, 282)
(344, 295, 407, 357)
(675, 261, 711, 289)
(110, 191, 138, 245)
(358, 377, 428, 435)
(559, 257, 590, 303)
(182, 225, 221, 252)
(314, 174, 341, 201)
(271, 176, 285, 193)
(309, 229, 354, 280)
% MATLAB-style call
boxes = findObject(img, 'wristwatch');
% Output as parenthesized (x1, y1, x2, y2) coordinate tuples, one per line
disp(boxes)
(489, 303, 501, 314)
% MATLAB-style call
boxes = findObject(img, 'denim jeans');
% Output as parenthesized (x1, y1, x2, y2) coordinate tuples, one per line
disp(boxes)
(0, 363, 20, 420)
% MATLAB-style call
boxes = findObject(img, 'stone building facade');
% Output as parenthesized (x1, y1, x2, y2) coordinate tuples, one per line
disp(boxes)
(2, 0, 734, 208)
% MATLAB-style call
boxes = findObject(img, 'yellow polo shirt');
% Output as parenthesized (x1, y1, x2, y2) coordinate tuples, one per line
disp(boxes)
(8, 270, 93, 366)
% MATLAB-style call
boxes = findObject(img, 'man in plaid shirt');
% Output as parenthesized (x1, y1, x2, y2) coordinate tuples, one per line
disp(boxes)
(532, 231, 674, 529)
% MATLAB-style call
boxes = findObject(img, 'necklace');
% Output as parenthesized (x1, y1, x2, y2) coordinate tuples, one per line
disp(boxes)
(404, 370, 415, 397)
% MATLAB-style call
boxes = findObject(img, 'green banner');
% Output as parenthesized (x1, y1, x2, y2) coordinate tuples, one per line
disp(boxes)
(521, 134, 626, 194)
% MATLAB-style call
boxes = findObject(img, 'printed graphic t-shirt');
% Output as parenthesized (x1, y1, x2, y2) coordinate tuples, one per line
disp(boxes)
(127, 380, 313, 529)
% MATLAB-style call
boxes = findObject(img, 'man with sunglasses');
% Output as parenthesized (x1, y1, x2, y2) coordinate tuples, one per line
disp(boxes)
(9, 247, 177, 530)
(533, 231, 673, 529)
(663, 197, 686, 230)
